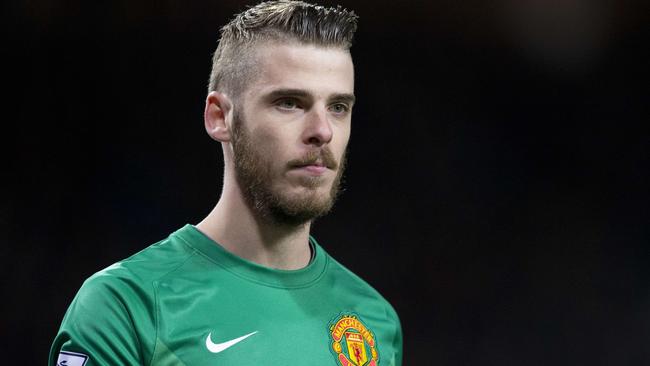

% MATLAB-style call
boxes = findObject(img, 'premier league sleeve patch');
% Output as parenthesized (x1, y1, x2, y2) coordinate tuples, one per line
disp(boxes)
(56, 350, 89, 366)
(328, 313, 379, 366)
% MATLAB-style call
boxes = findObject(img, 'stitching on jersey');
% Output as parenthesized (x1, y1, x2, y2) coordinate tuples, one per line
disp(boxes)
(113, 289, 144, 364)
(147, 251, 196, 366)
(148, 279, 159, 366)
(176, 234, 329, 289)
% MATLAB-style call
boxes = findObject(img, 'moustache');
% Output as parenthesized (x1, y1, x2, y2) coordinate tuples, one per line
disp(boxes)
(288, 149, 338, 170)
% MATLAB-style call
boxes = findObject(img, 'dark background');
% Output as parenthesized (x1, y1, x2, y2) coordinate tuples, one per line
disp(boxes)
(3, 0, 649, 364)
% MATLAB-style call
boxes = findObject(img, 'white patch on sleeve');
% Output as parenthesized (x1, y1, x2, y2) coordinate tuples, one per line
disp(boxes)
(56, 351, 89, 366)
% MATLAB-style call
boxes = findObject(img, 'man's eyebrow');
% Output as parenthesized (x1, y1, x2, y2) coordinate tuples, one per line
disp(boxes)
(329, 93, 356, 105)
(264, 89, 356, 104)
(265, 88, 311, 99)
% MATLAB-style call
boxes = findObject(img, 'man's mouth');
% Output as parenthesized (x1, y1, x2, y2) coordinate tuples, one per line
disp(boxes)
(296, 164, 328, 174)
(295, 160, 325, 168)
(289, 151, 338, 170)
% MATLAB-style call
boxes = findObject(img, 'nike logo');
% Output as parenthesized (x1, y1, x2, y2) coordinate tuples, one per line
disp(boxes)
(205, 331, 258, 353)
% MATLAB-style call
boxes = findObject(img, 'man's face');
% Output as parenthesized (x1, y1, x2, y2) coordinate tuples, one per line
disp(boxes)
(231, 42, 354, 226)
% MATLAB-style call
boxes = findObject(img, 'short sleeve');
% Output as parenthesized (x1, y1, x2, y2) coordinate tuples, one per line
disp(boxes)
(48, 273, 149, 366)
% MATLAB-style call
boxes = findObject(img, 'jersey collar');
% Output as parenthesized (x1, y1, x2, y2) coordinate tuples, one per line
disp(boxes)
(174, 224, 328, 288)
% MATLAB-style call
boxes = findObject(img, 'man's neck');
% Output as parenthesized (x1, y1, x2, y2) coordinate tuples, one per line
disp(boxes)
(196, 191, 313, 271)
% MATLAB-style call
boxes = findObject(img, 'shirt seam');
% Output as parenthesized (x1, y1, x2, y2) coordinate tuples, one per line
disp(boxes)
(146, 250, 197, 366)
(115, 292, 144, 364)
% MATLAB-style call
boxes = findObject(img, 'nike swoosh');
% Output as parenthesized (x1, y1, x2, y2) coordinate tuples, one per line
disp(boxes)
(205, 331, 258, 353)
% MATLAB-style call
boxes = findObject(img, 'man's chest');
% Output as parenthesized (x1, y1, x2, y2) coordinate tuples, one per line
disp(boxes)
(147, 279, 395, 365)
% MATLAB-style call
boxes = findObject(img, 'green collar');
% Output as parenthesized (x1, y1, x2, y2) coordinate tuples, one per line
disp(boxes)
(174, 224, 328, 289)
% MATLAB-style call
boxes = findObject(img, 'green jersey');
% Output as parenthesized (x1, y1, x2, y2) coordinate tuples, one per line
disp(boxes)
(50, 225, 402, 365)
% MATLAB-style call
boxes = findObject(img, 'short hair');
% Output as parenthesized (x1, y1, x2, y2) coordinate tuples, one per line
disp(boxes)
(208, 0, 358, 98)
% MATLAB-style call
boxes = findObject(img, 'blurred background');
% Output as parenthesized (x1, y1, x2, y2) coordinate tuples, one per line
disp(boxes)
(3, 0, 649, 364)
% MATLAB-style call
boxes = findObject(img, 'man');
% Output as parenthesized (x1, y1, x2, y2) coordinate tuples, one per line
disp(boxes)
(50, 1, 402, 365)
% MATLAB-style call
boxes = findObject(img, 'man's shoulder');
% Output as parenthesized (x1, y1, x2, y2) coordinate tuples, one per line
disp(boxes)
(50, 228, 198, 366)
(322, 247, 399, 318)
(80, 227, 196, 295)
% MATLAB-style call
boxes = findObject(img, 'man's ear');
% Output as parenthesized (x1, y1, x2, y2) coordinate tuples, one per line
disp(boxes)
(204, 91, 234, 142)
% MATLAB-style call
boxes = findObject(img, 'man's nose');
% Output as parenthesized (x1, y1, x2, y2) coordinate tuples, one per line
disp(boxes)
(302, 107, 333, 146)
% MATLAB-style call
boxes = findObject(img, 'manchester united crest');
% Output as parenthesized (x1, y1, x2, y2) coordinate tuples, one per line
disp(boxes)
(328, 313, 379, 366)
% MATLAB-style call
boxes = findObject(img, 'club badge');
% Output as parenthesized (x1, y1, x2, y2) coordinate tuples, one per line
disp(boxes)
(328, 313, 379, 366)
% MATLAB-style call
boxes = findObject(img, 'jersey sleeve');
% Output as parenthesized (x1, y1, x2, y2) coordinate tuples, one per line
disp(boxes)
(49, 272, 151, 366)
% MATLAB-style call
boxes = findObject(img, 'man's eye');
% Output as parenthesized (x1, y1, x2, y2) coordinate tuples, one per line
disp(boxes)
(329, 103, 349, 114)
(276, 99, 299, 110)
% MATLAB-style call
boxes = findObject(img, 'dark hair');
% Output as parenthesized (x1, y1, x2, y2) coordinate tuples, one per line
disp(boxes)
(208, 0, 358, 97)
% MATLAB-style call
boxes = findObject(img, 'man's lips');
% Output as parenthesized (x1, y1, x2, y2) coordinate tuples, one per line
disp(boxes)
(291, 161, 328, 174)
(288, 149, 338, 174)
(298, 165, 327, 174)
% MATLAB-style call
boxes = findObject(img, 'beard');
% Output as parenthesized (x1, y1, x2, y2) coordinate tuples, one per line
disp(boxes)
(231, 110, 347, 226)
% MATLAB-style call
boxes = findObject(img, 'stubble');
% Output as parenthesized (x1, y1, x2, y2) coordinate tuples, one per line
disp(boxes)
(231, 109, 347, 226)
